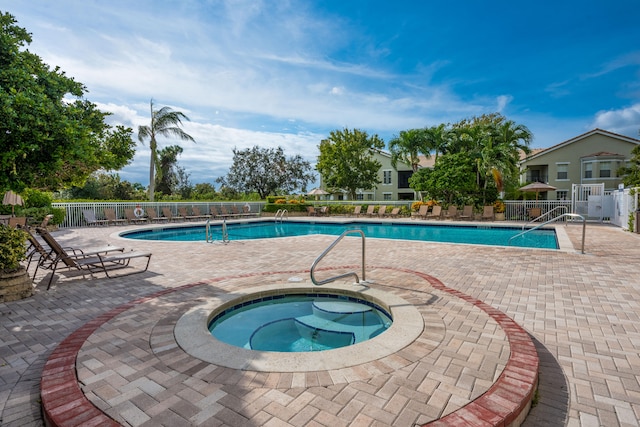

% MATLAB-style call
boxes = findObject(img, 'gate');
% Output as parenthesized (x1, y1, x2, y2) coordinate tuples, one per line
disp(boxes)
(572, 183, 612, 222)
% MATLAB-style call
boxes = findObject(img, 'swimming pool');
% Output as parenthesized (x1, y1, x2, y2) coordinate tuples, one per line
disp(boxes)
(121, 220, 559, 249)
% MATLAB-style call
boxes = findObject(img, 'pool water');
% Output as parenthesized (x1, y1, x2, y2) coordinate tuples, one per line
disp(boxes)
(209, 294, 392, 352)
(122, 220, 558, 249)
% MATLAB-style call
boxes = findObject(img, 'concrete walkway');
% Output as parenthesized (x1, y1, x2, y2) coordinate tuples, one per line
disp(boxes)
(1, 218, 640, 426)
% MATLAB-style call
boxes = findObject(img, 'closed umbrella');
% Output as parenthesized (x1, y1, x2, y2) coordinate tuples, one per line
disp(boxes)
(2, 190, 24, 216)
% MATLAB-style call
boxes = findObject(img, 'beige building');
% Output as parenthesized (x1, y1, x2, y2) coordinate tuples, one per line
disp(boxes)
(520, 129, 640, 200)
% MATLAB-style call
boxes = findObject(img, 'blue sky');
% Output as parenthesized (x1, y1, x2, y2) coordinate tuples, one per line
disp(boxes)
(2, 0, 640, 187)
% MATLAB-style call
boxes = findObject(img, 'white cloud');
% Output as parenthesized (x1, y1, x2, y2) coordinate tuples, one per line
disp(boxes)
(591, 104, 640, 137)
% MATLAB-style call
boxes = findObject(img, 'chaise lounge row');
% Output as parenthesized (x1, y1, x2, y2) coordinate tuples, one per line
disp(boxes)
(82, 205, 258, 226)
(414, 205, 496, 221)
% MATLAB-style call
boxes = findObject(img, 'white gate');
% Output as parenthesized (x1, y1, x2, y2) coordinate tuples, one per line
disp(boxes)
(572, 183, 610, 221)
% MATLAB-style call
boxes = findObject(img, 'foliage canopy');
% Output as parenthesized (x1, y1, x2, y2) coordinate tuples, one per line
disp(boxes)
(0, 12, 136, 192)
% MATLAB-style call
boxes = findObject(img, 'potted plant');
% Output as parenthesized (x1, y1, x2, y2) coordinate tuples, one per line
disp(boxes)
(493, 200, 506, 220)
(0, 225, 33, 302)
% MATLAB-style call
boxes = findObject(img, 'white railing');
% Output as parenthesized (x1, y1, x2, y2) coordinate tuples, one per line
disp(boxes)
(52, 201, 264, 228)
(504, 200, 572, 221)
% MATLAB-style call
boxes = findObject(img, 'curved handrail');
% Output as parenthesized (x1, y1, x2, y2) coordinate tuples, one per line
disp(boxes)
(275, 209, 288, 222)
(510, 213, 586, 253)
(310, 229, 366, 286)
(523, 206, 568, 230)
(205, 218, 229, 243)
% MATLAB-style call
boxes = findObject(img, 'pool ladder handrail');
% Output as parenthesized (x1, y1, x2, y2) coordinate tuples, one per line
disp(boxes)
(310, 229, 366, 286)
(509, 213, 586, 254)
(522, 206, 568, 230)
(275, 209, 288, 222)
(205, 218, 230, 243)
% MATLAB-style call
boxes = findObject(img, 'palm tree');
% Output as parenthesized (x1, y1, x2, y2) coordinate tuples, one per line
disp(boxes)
(138, 100, 195, 201)
(388, 129, 426, 172)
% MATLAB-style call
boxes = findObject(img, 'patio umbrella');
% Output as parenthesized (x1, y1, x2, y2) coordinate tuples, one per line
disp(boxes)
(519, 182, 556, 201)
(2, 190, 24, 216)
(307, 188, 329, 200)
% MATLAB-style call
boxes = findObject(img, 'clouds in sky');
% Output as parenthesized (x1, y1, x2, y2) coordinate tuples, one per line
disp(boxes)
(3, 0, 640, 186)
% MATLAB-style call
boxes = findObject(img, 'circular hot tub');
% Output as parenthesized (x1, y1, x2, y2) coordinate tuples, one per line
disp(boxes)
(175, 282, 424, 372)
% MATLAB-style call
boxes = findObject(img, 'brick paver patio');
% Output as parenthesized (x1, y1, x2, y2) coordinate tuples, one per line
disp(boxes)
(1, 218, 640, 426)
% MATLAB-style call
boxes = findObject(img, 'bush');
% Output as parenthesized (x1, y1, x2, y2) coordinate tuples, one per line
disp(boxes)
(0, 226, 27, 271)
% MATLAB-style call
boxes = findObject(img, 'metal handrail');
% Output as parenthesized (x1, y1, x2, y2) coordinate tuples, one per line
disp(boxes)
(275, 209, 288, 222)
(205, 219, 229, 243)
(310, 229, 366, 286)
(523, 206, 569, 230)
(510, 213, 586, 254)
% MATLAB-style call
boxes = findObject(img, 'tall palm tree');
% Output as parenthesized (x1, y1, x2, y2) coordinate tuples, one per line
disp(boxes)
(138, 100, 195, 201)
(388, 128, 426, 172)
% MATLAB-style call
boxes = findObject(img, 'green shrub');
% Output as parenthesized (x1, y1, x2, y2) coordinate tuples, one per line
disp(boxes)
(0, 226, 27, 271)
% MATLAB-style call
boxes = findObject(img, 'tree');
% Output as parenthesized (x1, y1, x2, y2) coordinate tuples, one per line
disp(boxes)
(137, 100, 195, 201)
(389, 129, 426, 172)
(409, 152, 477, 205)
(0, 13, 137, 191)
(316, 128, 385, 199)
(218, 146, 314, 199)
(618, 145, 640, 187)
(155, 145, 184, 197)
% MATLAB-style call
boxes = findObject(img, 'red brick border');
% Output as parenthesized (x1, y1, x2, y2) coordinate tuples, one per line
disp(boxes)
(41, 268, 538, 427)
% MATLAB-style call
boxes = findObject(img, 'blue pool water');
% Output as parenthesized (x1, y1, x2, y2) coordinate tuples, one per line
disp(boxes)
(122, 220, 558, 249)
(209, 294, 392, 352)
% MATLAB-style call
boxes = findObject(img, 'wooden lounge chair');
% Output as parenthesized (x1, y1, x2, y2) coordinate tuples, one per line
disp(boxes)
(427, 205, 442, 220)
(318, 206, 329, 216)
(388, 207, 400, 218)
(124, 208, 148, 224)
(162, 207, 184, 222)
(415, 204, 430, 219)
(365, 205, 376, 217)
(36, 228, 150, 289)
(220, 206, 232, 218)
(104, 208, 126, 226)
(82, 209, 108, 227)
(191, 206, 211, 220)
(528, 207, 542, 221)
(377, 205, 387, 218)
(18, 225, 57, 279)
(209, 206, 223, 219)
(307, 206, 317, 216)
(352, 206, 362, 217)
(178, 207, 200, 221)
(8, 217, 27, 228)
(481, 205, 494, 221)
(146, 207, 168, 223)
(443, 206, 458, 220)
(458, 205, 474, 221)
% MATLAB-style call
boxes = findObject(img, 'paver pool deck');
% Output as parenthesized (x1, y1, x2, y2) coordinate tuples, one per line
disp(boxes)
(1, 217, 640, 426)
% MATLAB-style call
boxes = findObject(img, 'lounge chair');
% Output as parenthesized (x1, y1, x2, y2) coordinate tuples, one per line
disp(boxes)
(220, 206, 232, 218)
(18, 225, 57, 279)
(415, 204, 430, 219)
(191, 206, 211, 220)
(319, 206, 329, 216)
(82, 209, 108, 227)
(377, 205, 387, 218)
(209, 206, 223, 219)
(352, 206, 362, 217)
(365, 205, 376, 217)
(104, 208, 127, 226)
(458, 205, 474, 221)
(146, 207, 168, 223)
(178, 207, 199, 221)
(36, 228, 151, 289)
(481, 205, 494, 221)
(426, 205, 442, 220)
(162, 207, 184, 222)
(306, 206, 317, 216)
(443, 206, 458, 220)
(388, 207, 400, 218)
(124, 208, 148, 224)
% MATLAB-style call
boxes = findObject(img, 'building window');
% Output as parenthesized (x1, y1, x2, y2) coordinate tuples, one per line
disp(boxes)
(356, 194, 364, 201)
(383, 193, 392, 201)
(397, 171, 412, 188)
(367, 194, 373, 200)
(599, 161, 611, 178)
(383, 170, 392, 185)
(584, 163, 592, 179)
(557, 164, 568, 180)
(556, 190, 568, 200)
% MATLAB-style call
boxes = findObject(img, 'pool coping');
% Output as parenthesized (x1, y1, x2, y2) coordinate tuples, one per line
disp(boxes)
(40, 267, 539, 427)
(175, 283, 425, 372)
